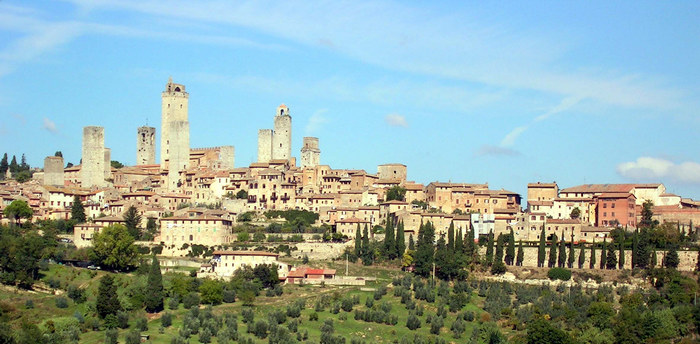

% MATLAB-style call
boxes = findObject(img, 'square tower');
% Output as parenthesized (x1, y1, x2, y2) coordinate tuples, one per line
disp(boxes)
(161, 77, 189, 168)
(81, 126, 105, 188)
(137, 126, 156, 165)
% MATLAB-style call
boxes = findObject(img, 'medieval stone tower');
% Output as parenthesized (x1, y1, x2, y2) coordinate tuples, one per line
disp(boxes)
(104, 148, 111, 180)
(272, 104, 292, 160)
(160, 77, 189, 168)
(43, 156, 64, 186)
(301, 137, 320, 168)
(167, 121, 190, 191)
(137, 126, 156, 165)
(81, 126, 105, 188)
(257, 129, 273, 163)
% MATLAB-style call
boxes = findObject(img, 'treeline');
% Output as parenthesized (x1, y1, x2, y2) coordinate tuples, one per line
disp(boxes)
(0, 152, 32, 182)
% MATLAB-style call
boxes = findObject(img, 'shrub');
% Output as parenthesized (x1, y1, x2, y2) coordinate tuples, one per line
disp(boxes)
(253, 320, 268, 339)
(104, 328, 118, 344)
(162, 312, 173, 327)
(241, 308, 255, 324)
(67, 285, 87, 304)
(223, 289, 236, 303)
(309, 312, 319, 321)
(124, 329, 141, 344)
(406, 313, 421, 330)
(55, 297, 69, 309)
(547, 267, 572, 281)
(25, 299, 34, 309)
(168, 297, 180, 310)
(183, 292, 201, 309)
(136, 316, 148, 331)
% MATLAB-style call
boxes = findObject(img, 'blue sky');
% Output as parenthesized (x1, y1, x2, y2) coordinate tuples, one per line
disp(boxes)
(1, 0, 699, 199)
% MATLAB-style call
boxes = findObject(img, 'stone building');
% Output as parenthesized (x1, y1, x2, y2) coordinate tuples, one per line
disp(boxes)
(272, 104, 292, 160)
(160, 77, 189, 168)
(81, 126, 105, 188)
(377, 163, 407, 182)
(257, 129, 273, 163)
(43, 156, 64, 186)
(202, 251, 289, 279)
(301, 137, 320, 168)
(167, 121, 190, 191)
(137, 126, 156, 165)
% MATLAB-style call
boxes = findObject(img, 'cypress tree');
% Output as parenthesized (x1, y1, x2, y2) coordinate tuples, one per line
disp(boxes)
(454, 227, 464, 254)
(578, 243, 586, 269)
(632, 229, 638, 269)
(71, 195, 86, 223)
(447, 222, 455, 253)
(548, 234, 557, 268)
(516, 241, 524, 266)
(618, 231, 626, 270)
(505, 228, 515, 266)
(485, 230, 495, 266)
(123, 205, 142, 240)
(605, 242, 617, 270)
(362, 225, 372, 265)
(663, 246, 679, 269)
(408, 234, 415, 251)
(696, 250, 700, 272)
(96, 275, 121, 319)
(537, 227, 546, 268)
(414, 221, 435, 277)
(567, 232, 575, 269)
(145, 256, 164, 313)
(0, 153, 7, 175)
(383, 217, 396, 259)
(9, 155, 18, 174)
(396, 220, 405, 258)
(354, 224, 362, 256)
(557, 232, 567, 268)
(651, 249, 657, 267)
(494, 234, 504, 265)
(434, 234, 450, 280)
(637, 228, 651, 269)
(600, 237, 607, 270)
(589, 240, 596, 269)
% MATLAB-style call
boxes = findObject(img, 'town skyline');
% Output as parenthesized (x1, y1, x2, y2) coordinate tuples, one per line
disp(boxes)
(1, 1, 699, 199)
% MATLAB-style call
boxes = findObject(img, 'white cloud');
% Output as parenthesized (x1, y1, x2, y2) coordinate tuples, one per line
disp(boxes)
(617, 157, 700, 184)
(500, 126, 528, 147)
(475, 145, 520, 157)
(42, 117, 58, 133)
(385, 113, 408, 127)
(305, 109, 328, 135)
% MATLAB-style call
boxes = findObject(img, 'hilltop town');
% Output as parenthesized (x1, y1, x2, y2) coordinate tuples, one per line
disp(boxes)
(1, 78, 700, 271)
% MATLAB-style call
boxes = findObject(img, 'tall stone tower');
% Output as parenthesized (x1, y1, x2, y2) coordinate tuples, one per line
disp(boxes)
(301, 137, 320, 168)
(272, 104, 292, 161)
(257, 129, 273, 163)
(81, 126, 105, 188)
(43, 156, 64, 186)
(161, 77, 189, 168)
(218, 146, 235, 169)
(137, 126, 156, 165)
(104, 148, 111, 180)
(167, 121, 190, 191)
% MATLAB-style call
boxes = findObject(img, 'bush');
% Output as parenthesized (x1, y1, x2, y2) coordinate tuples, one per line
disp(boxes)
(162, 312, 173, 328)
(25, 299, 34, 309)
(55, 297, 69, 309)
(241, 308, 255, 324)
(183, 292, 201, 309)
(223, 289, 236, 303)
(67, 285, 87, 304)
(168, 297, 180, 310)
(548, 267, 572, 281)
(309, 312, 319, 321)
(136, 317, 148, 331)
(253, 320, 268, 339)
(406, 313, 421, 330)
(104, 328, 118, 344)
(124, 329, 141, 344)
(490, 261, 507, 275)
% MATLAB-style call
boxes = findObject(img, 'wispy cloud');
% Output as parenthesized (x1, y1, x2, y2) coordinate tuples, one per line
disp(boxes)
(500, 96, 583, 147)
(475, 145, 520, 157)
(385, 113, 408, 127)
(42, 117, 59, 133)
(305, 109, 328, 135)
(617, 157, 700, 184)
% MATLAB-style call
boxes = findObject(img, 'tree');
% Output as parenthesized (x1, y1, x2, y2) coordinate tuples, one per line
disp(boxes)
(578, 243, 586, 269)
(0, 153, 7, 176)
(385, 186, 407, 202)
(505, 229, 515, 265)
(90, 224, 138, 271)
(640, 200, 658, 228)
(9, 155, 18, 174)
(354, 225, 361, 256)
(54, 151, 63, 157)
(383, 217, 396, 259)
(408, 234, 415, 250)
(485, 230, 495, 266)
(663, 247, 678, 268)
(97, 275, 122, 318)
(3, 200, 33, 225)
(145, 256, 164, 313)
(516, 241, 524, 266)
(548, 234, 558, 268)
(361, 225, 373, 265)
(494, 233, 504, 265)
(396, 220, 406, 258)
(123, 206, 142, 240)
(567, 232, 575, 268)
(632, 229, 638, 269)
(570, 207, 581, 219)
(447, 222, 455, 252)
(605, 242, 617, 270)
(434, 234, 452, 280)
(537, 227, 546, 267)
(110, 160, 124, 169)
(527, 318, 574, 344)
(199, 279, 224, 305)
(618, 231, 626, 269)
(651, 249, 658, 267)
(70, 196, 86, 223)
(600, 238, 607, 269)
(557, 233, 566, 268)
(589, 241, 596, 269)
(414, 221, 435, 277)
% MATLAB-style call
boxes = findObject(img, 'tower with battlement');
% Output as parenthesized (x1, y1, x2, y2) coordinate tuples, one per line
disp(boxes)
(161, 77, 189, 168)
(301, 137, 320, 168)
(137, 126, 156, 165)
(272, 104, 292, 160)
(257, 129, 273, 163)
(81, 126, 105, 188)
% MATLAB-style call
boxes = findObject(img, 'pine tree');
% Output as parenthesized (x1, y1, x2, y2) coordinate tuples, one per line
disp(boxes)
(589, 241, 596, 269)
(123, 206, 142, 240)
(96, 275, 121, 319)
(578, 243, 586, 269)
(618, 231, 626, 270)
(19, 154, 28, 171)
(485, 230, 495, 266)
(548, 234, 557, 268)
(567, 232, 575, 268)
(145, 256, 164, 313)
(71, 195, 86, 223)
(557, 233, 566, 268)
(516, 241, 524, 266)
(505, 229, 515, 265)
(396, 220, 405, 258)
(605, 242, 617, 270)
(384, 217, 396, 260)
(600, 237, 607, 270)
(354, 225, 362, 256)
(537, 226, 546, 267)
(408, 234, 415, 251)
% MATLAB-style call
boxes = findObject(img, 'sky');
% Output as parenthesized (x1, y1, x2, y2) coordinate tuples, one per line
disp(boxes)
(1, 1, 699, 199)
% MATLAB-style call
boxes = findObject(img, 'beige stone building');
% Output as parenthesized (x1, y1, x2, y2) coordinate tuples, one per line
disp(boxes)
(160, 215, 234, 248)
(203, 251, 289, 279)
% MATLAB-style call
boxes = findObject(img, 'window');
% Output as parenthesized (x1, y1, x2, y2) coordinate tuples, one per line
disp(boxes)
(611, 203, 615, 208)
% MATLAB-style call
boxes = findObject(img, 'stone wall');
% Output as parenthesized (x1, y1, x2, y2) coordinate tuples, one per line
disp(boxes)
(81, 126, 105, 188)
(219, 145, 235, 169)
